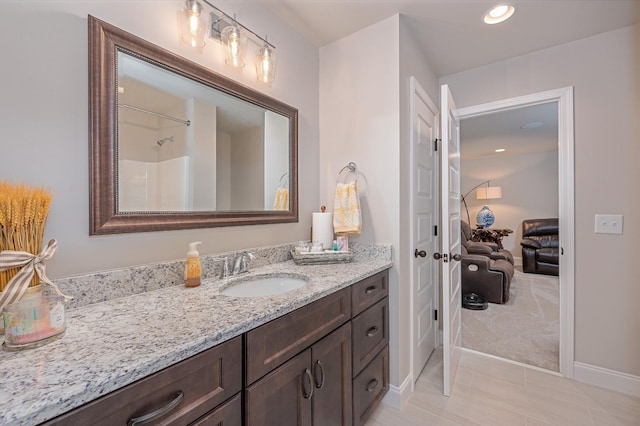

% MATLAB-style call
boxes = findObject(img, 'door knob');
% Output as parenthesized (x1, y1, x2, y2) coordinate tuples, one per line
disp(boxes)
(433, 252, 442, 260)
(451, 253, 461, 261)
(414, 249, 427, 258)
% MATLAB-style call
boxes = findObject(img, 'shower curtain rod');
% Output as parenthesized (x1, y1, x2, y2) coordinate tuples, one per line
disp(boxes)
(118, 104, 191, 126)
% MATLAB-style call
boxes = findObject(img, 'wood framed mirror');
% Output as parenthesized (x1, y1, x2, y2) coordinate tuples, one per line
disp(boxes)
(88, 16, 298, 235)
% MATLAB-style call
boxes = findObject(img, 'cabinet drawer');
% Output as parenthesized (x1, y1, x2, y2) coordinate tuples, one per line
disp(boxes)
(352, 297, 388, 377)
(246, 287, 351, 385)
(351, 270, 388, 316)
(44, 336, 242, 426)
(191, 393, 242, 426)
(352, 345, 389, 426)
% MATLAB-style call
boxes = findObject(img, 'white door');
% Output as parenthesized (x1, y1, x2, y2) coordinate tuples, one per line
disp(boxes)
(440, 84, 462, 396)
(410, 77, 439, 385)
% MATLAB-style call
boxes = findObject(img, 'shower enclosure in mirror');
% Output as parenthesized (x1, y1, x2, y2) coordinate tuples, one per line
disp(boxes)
(89, 16, 298, 235)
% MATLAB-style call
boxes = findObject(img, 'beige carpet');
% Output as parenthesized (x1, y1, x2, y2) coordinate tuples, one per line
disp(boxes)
(461, 269, 559, 371)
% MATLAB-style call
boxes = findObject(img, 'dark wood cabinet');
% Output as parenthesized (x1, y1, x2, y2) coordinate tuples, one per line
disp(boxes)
(43, 336, 242, 426)
(350, 270, 389, 426)
(246, 269, 390, 426)
(352, 297, 388, 376)
(246, 321, 352, 426)
(246, 287, 351, 386)
(42, 269, 390, 426)
(352, 346, 389, 426)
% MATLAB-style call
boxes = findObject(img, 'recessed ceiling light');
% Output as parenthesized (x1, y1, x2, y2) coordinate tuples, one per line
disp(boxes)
(483, 4, 516, 24)
(495, 148, 506, 153)
(521, 121, 544, 129)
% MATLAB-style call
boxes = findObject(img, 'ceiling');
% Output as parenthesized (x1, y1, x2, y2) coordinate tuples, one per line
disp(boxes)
(261, 0, 638, 157)
(460, 102, 558, 161)
(263, 0, 640, 77)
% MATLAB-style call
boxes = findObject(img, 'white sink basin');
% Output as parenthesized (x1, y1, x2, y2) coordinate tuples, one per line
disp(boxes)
(220, 274, 308, 297)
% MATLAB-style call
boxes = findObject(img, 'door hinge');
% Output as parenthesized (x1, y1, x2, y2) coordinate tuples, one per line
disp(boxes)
(434, 309, 438, 321)
(434, 138, 440, 151)
(434, 225, 438, 236)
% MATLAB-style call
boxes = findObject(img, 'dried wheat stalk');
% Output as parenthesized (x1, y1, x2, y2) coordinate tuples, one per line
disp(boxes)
(0, 182, 52, 291)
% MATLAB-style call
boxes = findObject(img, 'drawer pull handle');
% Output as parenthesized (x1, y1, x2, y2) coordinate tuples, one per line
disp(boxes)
(365, 285, 377, 294)
(314, 360, 325, 389)
(366, 326, 379, 337)
(127, 391, 184, 426)
(302, 368, 314, 399)
(366, 378, 379, 392)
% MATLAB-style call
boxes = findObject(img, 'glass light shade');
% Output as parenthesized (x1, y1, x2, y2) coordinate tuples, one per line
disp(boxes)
(179, 0, 206, 48)
(255, 43, 277, 85)
(221, 25, 248, 69)
(476, 186, 502, 200)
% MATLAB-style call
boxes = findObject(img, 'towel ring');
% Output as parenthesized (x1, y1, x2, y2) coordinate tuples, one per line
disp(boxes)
(278, 173, 289, 188)
(338, 162, 360, 184)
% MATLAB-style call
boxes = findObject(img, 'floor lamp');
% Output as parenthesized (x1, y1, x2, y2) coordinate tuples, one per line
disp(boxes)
(461, 180, 502, 227)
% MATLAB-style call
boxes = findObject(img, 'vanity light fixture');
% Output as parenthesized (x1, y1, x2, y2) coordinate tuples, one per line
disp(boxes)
(221, 17, 248, 69)
(483, 4, 516, 24)
(177, 0, 278, 84)
(255, 37, 277, 84)
(179, 0, 207, 48)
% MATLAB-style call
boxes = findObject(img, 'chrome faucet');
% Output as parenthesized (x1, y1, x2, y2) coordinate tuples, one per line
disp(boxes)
(215, 252, 255, 279)
(232, 252, 255, 276)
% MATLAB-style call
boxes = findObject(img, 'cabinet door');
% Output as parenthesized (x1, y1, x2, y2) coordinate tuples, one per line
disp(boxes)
(311, 323, 352, 426)
(245, 350, 313, 426)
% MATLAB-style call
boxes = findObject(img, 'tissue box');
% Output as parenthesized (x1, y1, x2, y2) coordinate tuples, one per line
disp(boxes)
(3, 295, 66, 351)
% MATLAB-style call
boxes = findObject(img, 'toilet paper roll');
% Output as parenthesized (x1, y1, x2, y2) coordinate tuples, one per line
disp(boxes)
(312, 212, 334, 251)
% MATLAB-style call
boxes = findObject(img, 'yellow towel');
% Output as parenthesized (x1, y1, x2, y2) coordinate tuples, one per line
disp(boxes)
(273, 187, 289, 210)
(333, 181, 362, 234)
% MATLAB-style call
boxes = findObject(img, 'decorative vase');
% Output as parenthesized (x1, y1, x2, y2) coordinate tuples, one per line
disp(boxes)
(476, 205, 495, 229)
(0, 283, 44, 334)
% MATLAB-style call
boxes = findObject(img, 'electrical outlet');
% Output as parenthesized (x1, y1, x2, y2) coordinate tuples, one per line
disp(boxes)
(594, 214, 623, 235)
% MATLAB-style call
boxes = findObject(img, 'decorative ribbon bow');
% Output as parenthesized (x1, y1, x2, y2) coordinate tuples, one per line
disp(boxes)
(0, 239, 71, 311)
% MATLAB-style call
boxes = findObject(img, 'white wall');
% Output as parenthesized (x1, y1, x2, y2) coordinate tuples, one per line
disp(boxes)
(319, 13, 440, 395)
(320, 15, 401, 384)
(0, 1, 319, 277)
(461, 151, 559, 255)
(442, 25, 640, 378)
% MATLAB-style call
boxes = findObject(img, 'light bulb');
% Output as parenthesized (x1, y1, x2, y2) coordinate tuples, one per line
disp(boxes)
(179, 0, 206, 47)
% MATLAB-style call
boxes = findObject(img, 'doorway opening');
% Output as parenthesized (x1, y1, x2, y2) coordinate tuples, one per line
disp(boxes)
(460, 102, 560, 371)
(456, 87, 575, 378)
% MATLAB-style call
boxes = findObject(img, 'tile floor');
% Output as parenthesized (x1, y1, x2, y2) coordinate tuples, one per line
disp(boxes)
(365, 349, 640, 425)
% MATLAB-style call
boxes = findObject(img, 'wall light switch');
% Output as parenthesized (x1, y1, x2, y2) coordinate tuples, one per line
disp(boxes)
(594, 214, 624, 235)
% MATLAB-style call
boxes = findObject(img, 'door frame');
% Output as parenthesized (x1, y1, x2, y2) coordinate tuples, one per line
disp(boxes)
(456, 86, 575, 377)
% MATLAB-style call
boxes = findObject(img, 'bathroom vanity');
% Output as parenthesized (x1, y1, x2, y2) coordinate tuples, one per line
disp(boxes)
(0, 246, 391, 426)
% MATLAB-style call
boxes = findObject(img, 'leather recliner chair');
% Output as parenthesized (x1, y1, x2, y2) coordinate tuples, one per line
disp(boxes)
(461, 221, 514, 304)
(461, 220, 514, 265)
(520, 218, 559, 276)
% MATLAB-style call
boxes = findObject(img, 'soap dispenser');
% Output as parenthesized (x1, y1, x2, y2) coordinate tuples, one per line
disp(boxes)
(185, 241, 202, 288)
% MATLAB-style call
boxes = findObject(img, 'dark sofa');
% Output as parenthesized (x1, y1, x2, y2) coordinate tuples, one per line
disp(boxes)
(520, 218, 559, 276)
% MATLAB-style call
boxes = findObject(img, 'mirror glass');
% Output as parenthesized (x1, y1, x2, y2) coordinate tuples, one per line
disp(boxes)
(89, 16, 298, 235)
(117, 52, 290, 213)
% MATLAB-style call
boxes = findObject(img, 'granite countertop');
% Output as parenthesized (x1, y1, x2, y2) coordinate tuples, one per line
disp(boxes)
(0, 257, 391, 425)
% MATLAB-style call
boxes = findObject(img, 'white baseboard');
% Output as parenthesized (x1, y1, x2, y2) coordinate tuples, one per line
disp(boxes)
(574, 361, 640, 397)
(382, 374, 412, 408)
